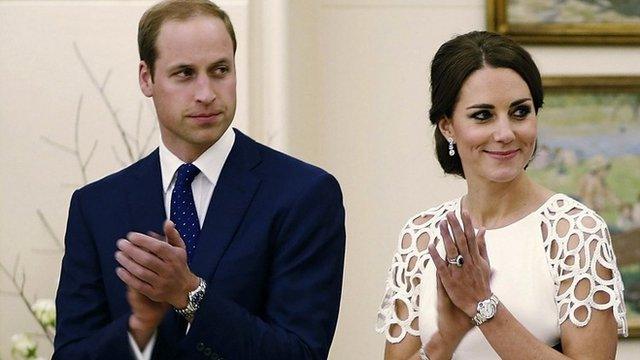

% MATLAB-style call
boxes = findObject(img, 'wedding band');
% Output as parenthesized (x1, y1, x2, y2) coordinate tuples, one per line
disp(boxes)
(447, 254, 464, 267)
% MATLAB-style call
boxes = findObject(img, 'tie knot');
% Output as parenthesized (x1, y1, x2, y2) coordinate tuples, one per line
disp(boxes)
(175, 163, 201, 187)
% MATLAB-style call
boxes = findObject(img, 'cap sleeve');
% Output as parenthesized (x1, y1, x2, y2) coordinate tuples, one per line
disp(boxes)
(376, 203, 451, 343)
(541, 195, 628, 336)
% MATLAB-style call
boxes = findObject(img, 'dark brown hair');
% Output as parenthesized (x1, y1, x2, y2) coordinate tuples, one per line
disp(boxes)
(428, 31, 543, 178)
(138, 0, 237, 78)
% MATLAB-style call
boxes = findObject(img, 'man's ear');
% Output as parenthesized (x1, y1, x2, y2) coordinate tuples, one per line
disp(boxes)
(139, 61, 153, 98)
(438, 117, 455, 140)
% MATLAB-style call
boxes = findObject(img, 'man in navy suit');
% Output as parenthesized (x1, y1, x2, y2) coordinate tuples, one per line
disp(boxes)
(53, 1, 345, 359)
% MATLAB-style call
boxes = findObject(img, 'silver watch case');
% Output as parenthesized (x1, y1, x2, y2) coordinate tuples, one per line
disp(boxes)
(175, 277, 207, 322)
(472, 294, 499, 326)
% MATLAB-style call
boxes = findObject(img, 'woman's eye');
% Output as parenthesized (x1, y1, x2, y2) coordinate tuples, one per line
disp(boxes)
(512, 105, 531, 118)
(471, 110, 492, 121)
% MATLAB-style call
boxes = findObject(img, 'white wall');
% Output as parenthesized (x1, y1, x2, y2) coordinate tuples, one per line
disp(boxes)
(1, 0, 638, 359)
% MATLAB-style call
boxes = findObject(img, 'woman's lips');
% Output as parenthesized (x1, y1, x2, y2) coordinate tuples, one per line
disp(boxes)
(484, 149, 519, 160)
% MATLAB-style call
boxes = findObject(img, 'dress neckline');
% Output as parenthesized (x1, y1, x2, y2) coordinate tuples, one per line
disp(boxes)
(454, 193, 564, 232)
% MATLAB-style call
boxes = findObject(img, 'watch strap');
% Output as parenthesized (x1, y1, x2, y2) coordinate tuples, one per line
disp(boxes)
(174, 277, 206, 322)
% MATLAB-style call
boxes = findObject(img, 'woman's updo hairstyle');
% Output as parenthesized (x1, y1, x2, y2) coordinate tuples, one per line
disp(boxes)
(429, 31, 544, 178)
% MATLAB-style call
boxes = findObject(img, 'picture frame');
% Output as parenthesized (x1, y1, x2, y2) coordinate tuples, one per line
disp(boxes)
(487, 0, 640, 45)
(529, 75, 640, 336)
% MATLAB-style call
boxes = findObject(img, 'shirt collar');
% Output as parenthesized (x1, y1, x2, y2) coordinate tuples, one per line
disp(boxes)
(159, 126, 236, 193)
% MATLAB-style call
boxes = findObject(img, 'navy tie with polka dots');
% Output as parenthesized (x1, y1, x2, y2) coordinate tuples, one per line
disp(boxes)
(170, 163, 201, 262)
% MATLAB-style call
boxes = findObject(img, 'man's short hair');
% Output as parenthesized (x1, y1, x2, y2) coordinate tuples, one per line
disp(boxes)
(138, 0, 237, 78)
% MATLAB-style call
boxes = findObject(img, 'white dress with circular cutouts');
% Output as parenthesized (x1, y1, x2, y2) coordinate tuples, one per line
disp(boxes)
(376, 194, 627, 359)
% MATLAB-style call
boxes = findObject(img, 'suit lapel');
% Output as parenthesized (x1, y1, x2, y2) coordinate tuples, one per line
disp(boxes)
(190, 129, 262, 281)
(125, 150, 187, 352)
(126, 149, 167, 235)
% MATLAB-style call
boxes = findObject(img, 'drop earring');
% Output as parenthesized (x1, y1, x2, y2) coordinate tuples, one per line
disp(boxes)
(448, 138, 455, 156)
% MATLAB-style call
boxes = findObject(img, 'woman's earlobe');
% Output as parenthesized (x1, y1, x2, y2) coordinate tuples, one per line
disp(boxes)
(438, 117, 454, 139)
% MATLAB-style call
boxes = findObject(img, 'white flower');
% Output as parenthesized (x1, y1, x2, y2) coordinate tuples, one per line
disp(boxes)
(11, 333, 37, 358)
(31, 298, 56, 329)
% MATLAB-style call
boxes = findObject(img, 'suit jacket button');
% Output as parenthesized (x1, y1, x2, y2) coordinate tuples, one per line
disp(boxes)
(196, 342, 205, 351)
(204, 347, 212, 356)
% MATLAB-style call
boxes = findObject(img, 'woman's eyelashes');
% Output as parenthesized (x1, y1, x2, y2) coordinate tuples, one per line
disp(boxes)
(511, 104, 532, 119)
(468, 104, 532, 122)
(469, 109, 492, 121)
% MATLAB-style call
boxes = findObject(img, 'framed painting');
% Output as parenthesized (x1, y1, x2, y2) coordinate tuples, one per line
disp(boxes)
(487, 0, 640, 44)
(529, 75, 640, 336)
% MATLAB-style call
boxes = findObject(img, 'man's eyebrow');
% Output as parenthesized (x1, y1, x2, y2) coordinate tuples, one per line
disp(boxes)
(209, 59, 231, 67)
(167, 63, 193, 72)
(165, 59, 233, 74)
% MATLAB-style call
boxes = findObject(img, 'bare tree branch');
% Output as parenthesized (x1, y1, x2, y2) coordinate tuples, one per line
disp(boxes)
(0, 261, 54, 345)
(74, 42, 135, 163)
(124, 131, 139, 145)
(83, 140, 99, 168)
(36, 210, 63, 250)
(26, 332, 49, 339)
(74, 94, 89, 184)
(12, 254, 20, 280)
(111, 145, 127, 167)
(101, 69, 112, 91)
(41, 137, 75, 155)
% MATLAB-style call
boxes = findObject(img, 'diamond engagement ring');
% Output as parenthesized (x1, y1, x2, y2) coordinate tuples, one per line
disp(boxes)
(447, 254, 464, 267)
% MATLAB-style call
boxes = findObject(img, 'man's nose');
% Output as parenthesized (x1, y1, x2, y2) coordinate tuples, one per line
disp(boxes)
(194, 76, 216, 104)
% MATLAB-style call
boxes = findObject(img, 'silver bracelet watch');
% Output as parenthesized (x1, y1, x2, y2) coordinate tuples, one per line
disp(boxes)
(471, 293, 499, 326)
(174, 277, 207, 322)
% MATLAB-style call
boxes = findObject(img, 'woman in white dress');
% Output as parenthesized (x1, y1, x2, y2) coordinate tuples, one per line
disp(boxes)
(376, 31, 627, 359)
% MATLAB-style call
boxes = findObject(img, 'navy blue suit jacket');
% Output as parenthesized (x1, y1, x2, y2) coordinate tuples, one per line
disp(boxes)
(54, 129, 346, 360)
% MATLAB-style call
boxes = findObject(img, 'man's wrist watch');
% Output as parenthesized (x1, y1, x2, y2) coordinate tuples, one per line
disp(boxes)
(471, 293, 499, 326)
(175, 277, 207, 322)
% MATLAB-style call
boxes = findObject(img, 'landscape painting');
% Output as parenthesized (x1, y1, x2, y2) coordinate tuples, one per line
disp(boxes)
(508, 0, 640, 24)
(529, 76, 640, 336)
(487, 0, 640, 44)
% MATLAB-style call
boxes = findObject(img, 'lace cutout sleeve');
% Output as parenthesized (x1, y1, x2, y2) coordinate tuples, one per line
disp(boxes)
(376, 202, 453, 343)
(541, 195, 628, 336)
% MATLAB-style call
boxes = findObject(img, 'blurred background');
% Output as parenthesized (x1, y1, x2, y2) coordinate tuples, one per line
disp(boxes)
(1, 0, 639, 358)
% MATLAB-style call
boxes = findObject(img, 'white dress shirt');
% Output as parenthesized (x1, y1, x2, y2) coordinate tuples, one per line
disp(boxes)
(128, 127, 235, 360)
